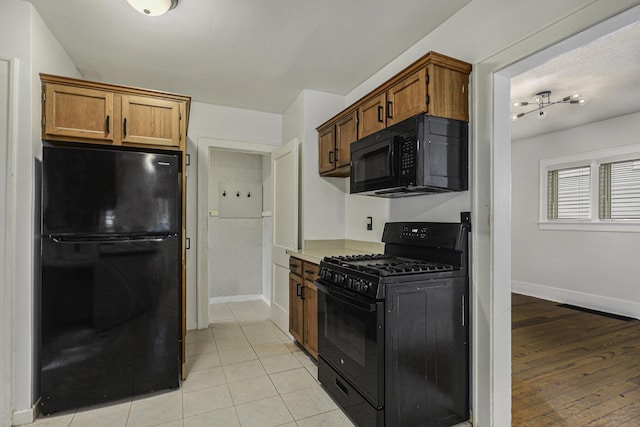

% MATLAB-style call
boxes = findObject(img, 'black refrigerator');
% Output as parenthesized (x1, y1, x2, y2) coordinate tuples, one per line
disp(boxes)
(41, 145, 181, 414)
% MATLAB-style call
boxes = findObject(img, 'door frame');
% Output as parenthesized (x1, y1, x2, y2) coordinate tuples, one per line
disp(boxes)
(478, 3, 640, 425)
(195, 136, 277, 329)
(1, 56, 17, 427)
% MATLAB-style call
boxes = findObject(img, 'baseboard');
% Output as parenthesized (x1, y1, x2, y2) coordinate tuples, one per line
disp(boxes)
(270, 302, 288, 335)
(512, 280, 640, 320)
(12, 400, 38, 426)
(209, 294, 263, 304)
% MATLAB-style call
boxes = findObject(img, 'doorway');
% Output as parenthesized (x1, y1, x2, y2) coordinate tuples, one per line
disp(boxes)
(498, 5, 640, 425)
(196, 137, 275, 329)
(207, 149, 271, 304)
(477, 3, 640, 425)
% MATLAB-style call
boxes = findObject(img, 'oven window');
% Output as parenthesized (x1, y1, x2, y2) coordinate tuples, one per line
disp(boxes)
(318, 286, 383, 407)
(325, 302, 366, 366)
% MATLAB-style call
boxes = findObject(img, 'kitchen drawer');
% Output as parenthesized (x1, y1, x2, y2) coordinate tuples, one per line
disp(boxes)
(318, 358, 383, 427)
(303, 262, 319, 282)
(289, 257, 303, 276)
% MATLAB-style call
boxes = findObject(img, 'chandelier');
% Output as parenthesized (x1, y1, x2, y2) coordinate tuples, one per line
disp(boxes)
(511, 90, 585, 121)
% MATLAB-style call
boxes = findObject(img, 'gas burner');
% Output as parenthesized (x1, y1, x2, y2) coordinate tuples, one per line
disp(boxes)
(362, 260, 454, 276)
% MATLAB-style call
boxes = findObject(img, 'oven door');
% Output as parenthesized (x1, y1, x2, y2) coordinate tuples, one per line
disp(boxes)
(350, 130, 399, 194)
(316, 280, 384, 408)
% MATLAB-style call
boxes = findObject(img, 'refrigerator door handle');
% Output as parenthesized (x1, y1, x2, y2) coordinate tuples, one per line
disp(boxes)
(51, 234, 177, 244)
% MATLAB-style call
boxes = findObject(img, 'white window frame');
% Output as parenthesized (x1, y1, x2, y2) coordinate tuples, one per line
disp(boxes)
(539, 144, 640, 232)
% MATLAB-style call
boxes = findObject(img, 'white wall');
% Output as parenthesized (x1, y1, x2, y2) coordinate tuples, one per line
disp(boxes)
(0, 4, 33, 423)
(208, 150, 264, 299)
(187, 101, 282, 327)
(0, 55, 15, 427)
(336, 0, 640, 424)
(512, 112, 640, 317)
(282, 90, 345, 243)
(0, 1, 80, 423)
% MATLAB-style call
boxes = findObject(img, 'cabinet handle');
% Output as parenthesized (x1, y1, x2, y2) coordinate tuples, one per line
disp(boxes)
(296, 283, 301, 297)
(301, 285, 305, 300)
(377, 105, 383, 123)
(123, 118, 127, 137)
(329, 150, 334, 164)
(462, 294, 466, 327)
(105, 115, 110, 134)
(387, 101, 393, 119)
(334, 149, 339, 163)
(335, 378, 349, 396)
(304, 269, 315, 275)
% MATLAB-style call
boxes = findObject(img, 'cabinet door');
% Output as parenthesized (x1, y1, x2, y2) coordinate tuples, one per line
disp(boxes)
(357, 93, 386, 139)
(303, 280, 318, 360)
(43, 83, 114, 142)
(289, 273, 304, 344)
(335, 111, 358, 169)
(426, 64, 469, 122)
(318, 124, 336, 174)
(121, 95, 182, 147)
(387, 69, 427, 127)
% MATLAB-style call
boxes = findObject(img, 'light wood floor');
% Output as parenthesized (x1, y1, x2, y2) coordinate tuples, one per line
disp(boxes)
(512, 293, 640, 427)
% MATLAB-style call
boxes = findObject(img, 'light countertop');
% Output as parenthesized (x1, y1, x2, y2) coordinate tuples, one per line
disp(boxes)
(288, 239, 384, 265)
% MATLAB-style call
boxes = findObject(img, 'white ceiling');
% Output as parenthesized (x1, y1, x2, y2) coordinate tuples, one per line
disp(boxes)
(28, 0, 470, 114)
(510, 20, 640, 141)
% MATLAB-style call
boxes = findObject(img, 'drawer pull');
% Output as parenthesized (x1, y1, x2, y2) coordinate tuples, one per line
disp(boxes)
(335, 378, 349, 396)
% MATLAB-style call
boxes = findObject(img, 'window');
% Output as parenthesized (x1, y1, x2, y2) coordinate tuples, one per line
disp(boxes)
(539, 145, 640, 231)
(547, 166, 591, 219)
(599, 159, 640, 219)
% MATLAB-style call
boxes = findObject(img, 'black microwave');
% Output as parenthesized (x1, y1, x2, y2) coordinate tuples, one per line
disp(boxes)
(350, 114, 468, 197)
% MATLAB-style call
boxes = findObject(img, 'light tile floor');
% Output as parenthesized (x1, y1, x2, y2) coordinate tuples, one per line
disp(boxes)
(30, 300, 354, 427)
(30, 299, 472, 427)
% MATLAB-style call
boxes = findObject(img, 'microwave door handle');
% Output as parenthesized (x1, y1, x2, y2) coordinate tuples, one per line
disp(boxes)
(389, 141, 395, 176)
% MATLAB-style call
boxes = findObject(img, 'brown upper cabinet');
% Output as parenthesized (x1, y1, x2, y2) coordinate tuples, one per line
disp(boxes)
(318, 51, 471, 177)
(357, 93, 386, 139)
(41, 74, 190, 151)
(318, 109, 358, 177)
(43, 83, 115, 143)
(318, 124, 337, 175)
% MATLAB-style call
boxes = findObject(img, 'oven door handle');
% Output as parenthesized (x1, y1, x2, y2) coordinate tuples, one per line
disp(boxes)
(318, 283, 377, 313)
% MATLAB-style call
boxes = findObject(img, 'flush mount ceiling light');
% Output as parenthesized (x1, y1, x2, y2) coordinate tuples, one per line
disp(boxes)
(511, 90, 585, 121)
(126, 0, 178, 16)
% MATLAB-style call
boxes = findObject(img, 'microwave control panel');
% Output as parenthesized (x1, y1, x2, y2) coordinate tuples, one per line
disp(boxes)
(399, 136, 417, 182)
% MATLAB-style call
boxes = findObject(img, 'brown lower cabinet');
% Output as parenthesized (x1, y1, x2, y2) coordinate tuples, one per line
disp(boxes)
(289, 256, 319, 359)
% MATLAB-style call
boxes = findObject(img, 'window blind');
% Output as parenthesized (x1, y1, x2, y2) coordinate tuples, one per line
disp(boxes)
(600, 159, 640, 219)
(548, 166, 591, 219)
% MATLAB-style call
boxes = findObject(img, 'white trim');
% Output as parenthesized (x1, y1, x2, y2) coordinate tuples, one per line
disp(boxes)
(0, 55, 17, 427)
(540, 143, 640, 167)
(487, 3, 640, 425)
(11, 404, 37, 426)
(209, 294, 264, 304)
(512, 280, 640, 320)
(538, 220, 640, 232)
(539, 143, 640, 228)
(196, 135, 277, 329)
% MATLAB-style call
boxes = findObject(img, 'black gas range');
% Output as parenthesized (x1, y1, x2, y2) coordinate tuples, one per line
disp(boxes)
(315, 217, 470, 427)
